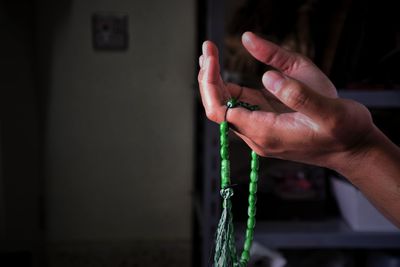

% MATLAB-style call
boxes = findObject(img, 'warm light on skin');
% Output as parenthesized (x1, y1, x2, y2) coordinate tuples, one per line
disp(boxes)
(198, 32, 400, 227)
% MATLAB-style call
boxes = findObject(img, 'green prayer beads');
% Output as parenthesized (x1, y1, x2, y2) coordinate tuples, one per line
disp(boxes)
(213, 98, 260, 267)
(220, 121, 230, 188)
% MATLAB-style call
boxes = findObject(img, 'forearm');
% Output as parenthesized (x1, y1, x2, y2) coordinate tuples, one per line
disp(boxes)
(330, 125, 400, 227)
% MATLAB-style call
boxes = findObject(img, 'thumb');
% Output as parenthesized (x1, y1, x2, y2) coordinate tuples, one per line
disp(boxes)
(262, 71, 332, 120)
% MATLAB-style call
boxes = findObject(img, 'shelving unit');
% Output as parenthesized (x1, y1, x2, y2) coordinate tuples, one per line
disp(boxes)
(194, 1, 400, 266)
(242, 220, 400, 249)
(338, 90, 400, 108)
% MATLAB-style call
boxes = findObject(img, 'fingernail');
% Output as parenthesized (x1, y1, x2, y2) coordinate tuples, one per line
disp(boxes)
(242, 32, 255, 49)
(263, 71, 285, 93)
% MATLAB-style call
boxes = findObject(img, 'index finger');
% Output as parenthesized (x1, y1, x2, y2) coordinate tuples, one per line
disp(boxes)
(242, 31, 301, 73)
(198, 41, 266, 141)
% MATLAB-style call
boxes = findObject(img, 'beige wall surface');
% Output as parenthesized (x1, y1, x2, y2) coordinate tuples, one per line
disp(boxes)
(38, 0, 195, 242)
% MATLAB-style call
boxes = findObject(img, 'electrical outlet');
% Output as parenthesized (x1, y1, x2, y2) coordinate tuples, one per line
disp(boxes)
(92, 13, 128, 50)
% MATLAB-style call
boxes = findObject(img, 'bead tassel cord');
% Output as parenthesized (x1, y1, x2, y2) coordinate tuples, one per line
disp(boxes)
(213, 99, 259, 267)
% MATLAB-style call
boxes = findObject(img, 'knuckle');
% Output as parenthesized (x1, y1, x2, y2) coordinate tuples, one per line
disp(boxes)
(325, 100, 354, 135)
(283, 83, 309, 110)
(258, 136, 281, 151)
(205, 108, 219, 122)
(256, 150, 269, 157)
(253, 114, 282, 153)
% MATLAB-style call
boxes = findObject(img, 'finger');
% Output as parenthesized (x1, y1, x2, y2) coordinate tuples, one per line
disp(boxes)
(199, 41, 267, 138)
(202, 40, 219, 57)
(198, 56, 221, 104)
(202, 55, 220, 84)
(233, 130, 265, 156)
(242, 31, 300, 73)
(199, 57, 253, 124)
(198, 45, 227, 122)
(262, 71, 333, 121)
(199, 55, 204, 68)
(227, 108, 280, 146)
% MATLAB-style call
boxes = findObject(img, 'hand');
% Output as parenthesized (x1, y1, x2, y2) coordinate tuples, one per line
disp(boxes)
(199, 32, 400, 226)
(198, 32, 375, 169)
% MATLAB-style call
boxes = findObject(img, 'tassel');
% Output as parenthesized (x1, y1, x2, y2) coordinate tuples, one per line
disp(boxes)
(214, 187, 241, 267)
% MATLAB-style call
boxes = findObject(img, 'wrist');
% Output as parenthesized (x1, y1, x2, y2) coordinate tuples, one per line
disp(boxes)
(326, 124, 400, 227)
(326, 124, 385, 181)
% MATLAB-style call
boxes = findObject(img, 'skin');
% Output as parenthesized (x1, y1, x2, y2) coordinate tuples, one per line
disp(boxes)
(198, 31, 400, 227)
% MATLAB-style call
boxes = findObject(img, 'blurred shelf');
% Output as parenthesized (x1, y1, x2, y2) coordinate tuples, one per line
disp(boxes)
(338, 89, 400, 108)
(238, 219, 400, 249)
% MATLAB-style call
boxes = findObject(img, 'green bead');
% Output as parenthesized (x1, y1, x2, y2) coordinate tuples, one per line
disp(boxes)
(248, 194, 257, 205)
(217, 120, 261, 265)
(241, 250, 250, 262)
(227, 98, 237, 108)
(221, 173, 230, 188)
(246, 228, 254, 241)
(247, 217, 256, 229)
(221, 159, 230, 175)
(221, 177, 229, 188)
(220, 133, 228, 146)
(249, 182, 257, 194)
(243, 237, 253, 252)
(250, 171, 258, 182)
(220, 146, 229, 159)
(248, 205, 256, 217)
(221, 158, 229, 169)
(221, 175, 229, 186)
(220, 121, 228, 133)
(251, 159, 259, 171)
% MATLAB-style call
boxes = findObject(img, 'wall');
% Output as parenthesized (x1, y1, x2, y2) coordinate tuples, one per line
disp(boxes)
(0, 1, 42, 251)
(37, 0, 195, 247)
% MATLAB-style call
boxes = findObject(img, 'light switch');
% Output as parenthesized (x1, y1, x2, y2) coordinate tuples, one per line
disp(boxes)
(92, 13, 128, 50)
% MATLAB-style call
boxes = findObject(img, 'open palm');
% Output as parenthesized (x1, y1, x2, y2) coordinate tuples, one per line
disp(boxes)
(198, 32, 372, 166)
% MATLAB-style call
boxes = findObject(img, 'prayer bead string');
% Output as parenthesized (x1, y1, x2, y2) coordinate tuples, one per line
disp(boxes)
(216, 98, 259, 266)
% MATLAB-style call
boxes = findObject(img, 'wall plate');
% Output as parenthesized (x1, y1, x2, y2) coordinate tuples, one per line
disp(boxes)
(92, 13, 128, 50)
